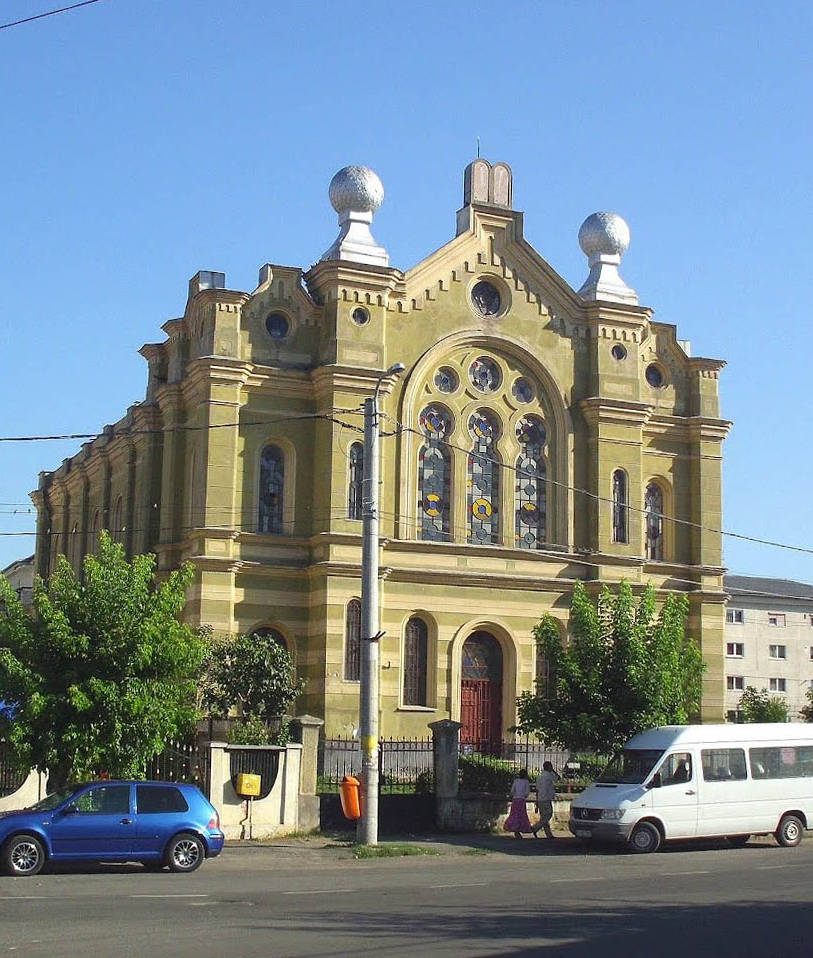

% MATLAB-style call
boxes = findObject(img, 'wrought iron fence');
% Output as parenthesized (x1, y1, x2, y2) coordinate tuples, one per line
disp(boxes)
(0, 742, 28, 798)
(458, 738, 606, 792)
(319, 736, 434, 794)
(146, 738, 210, 793)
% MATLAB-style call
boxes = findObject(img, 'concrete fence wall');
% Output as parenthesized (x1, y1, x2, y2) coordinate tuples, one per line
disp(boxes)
(0, 769, 47, 812)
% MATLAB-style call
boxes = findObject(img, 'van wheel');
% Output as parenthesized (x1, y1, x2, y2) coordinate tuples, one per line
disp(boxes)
(776, 815, 804, 848)
(629, 822, 661, 854)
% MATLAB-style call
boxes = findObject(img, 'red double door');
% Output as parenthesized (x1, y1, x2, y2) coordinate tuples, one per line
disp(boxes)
(460, 632, 503, 748)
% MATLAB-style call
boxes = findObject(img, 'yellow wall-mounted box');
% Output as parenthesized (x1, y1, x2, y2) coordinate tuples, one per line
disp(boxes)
(235, 772, 261, 797)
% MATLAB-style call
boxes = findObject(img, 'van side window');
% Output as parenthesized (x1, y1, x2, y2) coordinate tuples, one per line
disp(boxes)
(657, 752, 692, 785)
(750, 746, 813, 780)
(701, 748, 747, 781)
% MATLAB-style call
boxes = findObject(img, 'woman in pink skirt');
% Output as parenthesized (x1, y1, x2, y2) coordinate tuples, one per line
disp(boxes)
(504, 769, 533, 838)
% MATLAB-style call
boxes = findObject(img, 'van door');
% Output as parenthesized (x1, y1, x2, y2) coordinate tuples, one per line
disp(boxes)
(697, 746, 750, 837)
(649, 751, 698, 838)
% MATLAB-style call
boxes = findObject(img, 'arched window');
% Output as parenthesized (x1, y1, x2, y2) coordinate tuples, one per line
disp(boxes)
(251, 626, 288, 652)
(348, 443, 364, 520)
(467, 411, 500, 544)
(535, 647, 554, 701)
(418, 406, 452, 541)
(612, 470, 628, 544)
(514, 416, 546, 549)
(259, 445, 284, 534)
(645, 482, 664, 560)
(112, 496, 123, 543)
(89, 510, 100, 554)
(344, 598, 361, 681)
(403, 617, 428, 706)
(70, 522, 80, 568)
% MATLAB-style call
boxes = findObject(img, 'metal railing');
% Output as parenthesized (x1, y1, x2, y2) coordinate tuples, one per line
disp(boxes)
(319, 736, 434, 794)
(0, 743, 28, 798)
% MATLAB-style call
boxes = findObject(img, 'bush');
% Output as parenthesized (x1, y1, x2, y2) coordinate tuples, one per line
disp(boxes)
(458, 754, 514, 794)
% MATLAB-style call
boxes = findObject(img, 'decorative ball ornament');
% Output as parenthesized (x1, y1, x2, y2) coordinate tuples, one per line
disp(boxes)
(578, 212, 630, 259)
(328, 166, 385, 214)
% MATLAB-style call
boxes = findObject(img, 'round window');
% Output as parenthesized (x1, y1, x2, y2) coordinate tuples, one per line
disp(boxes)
(611, 344, 627, 361)
(265, 312, 290, 339)
(471, 281, 502, 317)
(434, 367, 459, 393)
(469, 356, 502, 393)
(645, 364, 664, 388)
(512, 378, 534, 403)
(351, 307, 370, 326)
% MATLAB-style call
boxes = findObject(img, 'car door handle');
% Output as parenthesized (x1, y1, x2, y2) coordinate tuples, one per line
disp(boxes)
(685, 789, 696, 795)
(120, 818, 133, 825)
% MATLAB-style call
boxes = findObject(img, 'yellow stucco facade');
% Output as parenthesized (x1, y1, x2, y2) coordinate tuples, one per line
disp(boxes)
(32, 161, 730, 738)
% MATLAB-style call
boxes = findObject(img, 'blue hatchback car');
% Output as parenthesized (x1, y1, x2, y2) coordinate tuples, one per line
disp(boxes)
(0, 780, 224, 877)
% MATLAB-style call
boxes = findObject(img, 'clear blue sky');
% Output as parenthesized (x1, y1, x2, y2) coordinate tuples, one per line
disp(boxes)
(1, 0, 811, 582)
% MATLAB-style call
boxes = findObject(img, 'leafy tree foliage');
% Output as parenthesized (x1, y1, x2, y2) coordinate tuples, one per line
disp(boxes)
(800, 688, 813, 723)
(202, 632, 303, 745)
(516, 581, 705, 753)
(738, 685, 790, 723)
(0, 533, 206, 788)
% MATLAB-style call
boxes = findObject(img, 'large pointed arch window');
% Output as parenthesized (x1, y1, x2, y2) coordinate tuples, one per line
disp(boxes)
(645, 482, 664, 560)
(467, 411, 500, 544)
(348, 443, 364, 520)
(612, 469, 629, 544)
(418, 406, 452, 541)
(403, 617, 428, 706)
(344, 598, 361, 681)
(259, 445, 284, 534)
(514, 416, 546, 549)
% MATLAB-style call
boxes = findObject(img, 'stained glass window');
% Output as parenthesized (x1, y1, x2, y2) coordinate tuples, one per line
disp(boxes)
(512, 377, 534, 403)
(462, 631, 502, 680)
(471, 281, 501, 316)
(344, 599, 361, 681)
(467, 411, 500, 544)
(403, 617, 428, 706)
(645, 482, 664, 560)
(469, 357, 501, 393)
(348, 442, 364, 520)
(259, 445, 284, 534)
(514, 416, 546, 549)
(612, 469, 629, 543)
(434, 366, 459, 393)
(418, 406, 452, 541)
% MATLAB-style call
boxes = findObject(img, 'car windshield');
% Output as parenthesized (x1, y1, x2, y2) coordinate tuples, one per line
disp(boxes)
(597, 749, 664, 784)
(27, 785, 85, 812)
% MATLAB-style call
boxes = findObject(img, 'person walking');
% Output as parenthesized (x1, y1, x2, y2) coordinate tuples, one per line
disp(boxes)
(503, 769, 533, 838)
(533, 761, 559, 839)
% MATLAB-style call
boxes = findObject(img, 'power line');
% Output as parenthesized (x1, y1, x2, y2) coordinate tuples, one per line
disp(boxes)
(0, 0, 105, 31)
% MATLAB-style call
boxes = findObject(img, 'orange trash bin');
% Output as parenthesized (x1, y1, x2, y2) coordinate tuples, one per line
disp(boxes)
(340, 775, 361, 820)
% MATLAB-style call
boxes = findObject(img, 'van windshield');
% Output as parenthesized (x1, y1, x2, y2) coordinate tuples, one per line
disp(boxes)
(598, 749, 664, 784)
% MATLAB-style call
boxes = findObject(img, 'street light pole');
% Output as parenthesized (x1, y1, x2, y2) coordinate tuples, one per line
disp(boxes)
(358, 361, 405, 846)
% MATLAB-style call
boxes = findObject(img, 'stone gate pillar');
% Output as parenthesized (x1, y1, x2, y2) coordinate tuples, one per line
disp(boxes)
(429, 719, 461, 830)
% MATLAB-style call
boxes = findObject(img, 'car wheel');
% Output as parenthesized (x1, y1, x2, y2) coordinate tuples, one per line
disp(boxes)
(629, 822, 661, 854)
(165, 832, 204, 873)
(775, 814, 804, 848)
(726, 835, 750, 847)
(3, 835, 46, 877)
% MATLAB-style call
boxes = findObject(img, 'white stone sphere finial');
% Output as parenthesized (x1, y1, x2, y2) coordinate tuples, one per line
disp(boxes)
(321, 165, 389, 267)
(329, 166, 384, 215)
(577, 211, 637, 305)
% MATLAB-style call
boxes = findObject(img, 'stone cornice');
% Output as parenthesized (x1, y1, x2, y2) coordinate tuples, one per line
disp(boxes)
(579, 397, 653, 428)
(687, 357, 727, 379)
(303, 260, 404, 307)
(310, 364, 400, 403)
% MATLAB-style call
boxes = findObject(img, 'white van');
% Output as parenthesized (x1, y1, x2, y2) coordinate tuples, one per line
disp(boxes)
(569, 724, 813, 853)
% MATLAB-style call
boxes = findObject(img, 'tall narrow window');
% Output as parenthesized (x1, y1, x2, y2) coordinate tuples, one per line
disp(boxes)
(112, 496, 123, 543)
(535, 647, 554, 700)
(467, 411, 500, 544)
(514, 416, 546, 549)
(403, 617, 428, 706)
(70, 522, 80, 568)
(259, 445, 284, 534)
(645, 482, 664, 560)
(89, 510, 100, 554)
(418, 406, 452, 541)
(344, 599, 361, 681)
(348, 443, 364, 520)
(251, 626, 288, 651)
(612, 470, 628, 543)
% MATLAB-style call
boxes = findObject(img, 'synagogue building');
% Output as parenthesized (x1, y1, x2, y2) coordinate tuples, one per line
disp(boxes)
(32, 160, 731, 738)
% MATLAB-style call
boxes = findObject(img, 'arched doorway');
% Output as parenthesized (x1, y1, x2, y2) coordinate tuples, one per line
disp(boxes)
(460, 631, 503, 748)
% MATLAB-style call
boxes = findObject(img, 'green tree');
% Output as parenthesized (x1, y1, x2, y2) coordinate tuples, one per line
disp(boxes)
(516, 580, 705, 754)
(202, 632, 303, 745)
(0, 532, 206, 788)
(738, 685, 790, 723)
(800, 688, 813, 723)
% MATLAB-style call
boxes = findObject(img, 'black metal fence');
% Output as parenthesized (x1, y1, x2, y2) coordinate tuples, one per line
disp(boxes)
(0, 743, 28, 798)
(146, 738, 210, 793)
(319, 736, 434, 794)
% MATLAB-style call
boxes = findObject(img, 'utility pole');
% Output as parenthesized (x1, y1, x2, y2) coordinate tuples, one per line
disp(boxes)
(358, 362, 405, 846)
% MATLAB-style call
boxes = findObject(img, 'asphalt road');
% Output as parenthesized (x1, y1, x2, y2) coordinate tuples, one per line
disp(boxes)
(2, 836, 813, 957)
